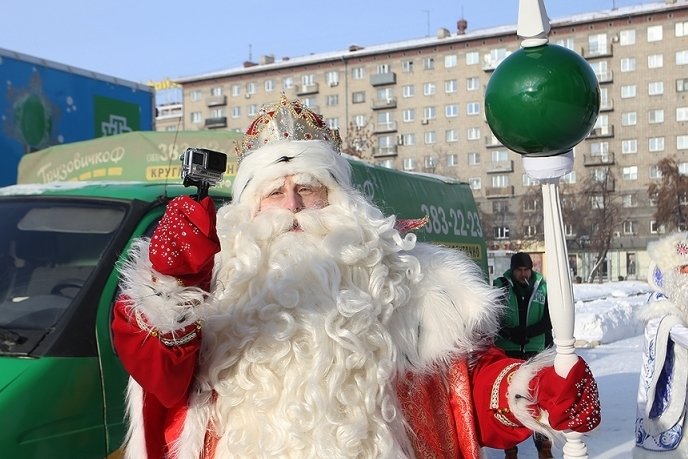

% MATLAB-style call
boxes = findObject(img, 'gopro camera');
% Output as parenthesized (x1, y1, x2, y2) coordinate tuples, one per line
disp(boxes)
(180, 147, 227, 188)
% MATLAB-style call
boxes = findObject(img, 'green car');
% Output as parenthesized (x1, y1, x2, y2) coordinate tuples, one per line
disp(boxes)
(0, 161, 486, 458)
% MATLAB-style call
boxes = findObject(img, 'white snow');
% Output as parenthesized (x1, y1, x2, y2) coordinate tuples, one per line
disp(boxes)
(484, 280, 657, 458)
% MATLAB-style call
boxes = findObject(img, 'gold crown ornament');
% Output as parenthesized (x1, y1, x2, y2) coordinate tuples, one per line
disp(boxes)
(236, 94, 342, 163)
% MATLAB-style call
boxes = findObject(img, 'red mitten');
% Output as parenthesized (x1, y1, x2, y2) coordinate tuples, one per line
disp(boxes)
(530, 357, 601, 433)
(149, 195, 220, 289)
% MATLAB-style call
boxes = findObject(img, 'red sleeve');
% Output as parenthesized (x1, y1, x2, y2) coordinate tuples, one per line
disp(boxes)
(470, 346, 533, 449)
(112, 297, 201, 408)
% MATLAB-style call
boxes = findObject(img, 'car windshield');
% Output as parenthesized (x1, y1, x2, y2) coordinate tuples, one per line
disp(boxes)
(0, 200, 124, 354)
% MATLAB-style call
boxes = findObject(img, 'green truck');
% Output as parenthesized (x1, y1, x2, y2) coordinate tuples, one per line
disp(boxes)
(0, 131, 486, 458)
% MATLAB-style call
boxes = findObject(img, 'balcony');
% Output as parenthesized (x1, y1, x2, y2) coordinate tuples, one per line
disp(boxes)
(485, 185, 515, 198)
(599, 98, 614, 111)
(487, 160, 514, 173)
(296, 83, 319, 96)
(373, 121, 397, 133)
(596, 70, 614, 84)
(206, 95, 227, 107)
(372, 97, 398, 110)
(371, 145, 398, 157)
(580, 44, 614, 59)
(588, 125, 614, 138)
(584, 152, 615, 166)
(370, 72, 397, 86)
(204, 117, 227, 129)
(484, 135, 503, 148)
(156, 103, 183, 120)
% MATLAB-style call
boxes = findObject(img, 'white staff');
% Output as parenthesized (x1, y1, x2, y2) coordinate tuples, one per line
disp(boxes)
(519, 1, 589, 457)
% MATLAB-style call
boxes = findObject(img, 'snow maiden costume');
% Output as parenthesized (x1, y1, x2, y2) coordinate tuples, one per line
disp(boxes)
(111, 95, 600, 458)
(635, 232, 688, 458)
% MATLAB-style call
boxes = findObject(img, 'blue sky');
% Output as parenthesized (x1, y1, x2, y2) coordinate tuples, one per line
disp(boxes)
(3, 0, 650, 84)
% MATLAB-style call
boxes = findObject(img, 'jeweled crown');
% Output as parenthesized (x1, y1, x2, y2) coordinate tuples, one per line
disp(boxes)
(235, 94, 342, 163)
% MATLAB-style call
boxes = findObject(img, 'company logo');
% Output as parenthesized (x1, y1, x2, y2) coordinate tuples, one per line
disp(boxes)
(93, 96, 141, 138)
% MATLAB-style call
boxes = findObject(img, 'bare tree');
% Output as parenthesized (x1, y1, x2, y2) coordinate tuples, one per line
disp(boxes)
(647, 156, 688, 232)
(569, 168, 626, 282)
(342, 120, 374, 160)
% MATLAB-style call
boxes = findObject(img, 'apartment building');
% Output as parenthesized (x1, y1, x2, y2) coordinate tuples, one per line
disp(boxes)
(157, 0, 688, 281)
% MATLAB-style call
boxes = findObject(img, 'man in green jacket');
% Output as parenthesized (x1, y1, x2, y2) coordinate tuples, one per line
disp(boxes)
(494, 252, 553, 459)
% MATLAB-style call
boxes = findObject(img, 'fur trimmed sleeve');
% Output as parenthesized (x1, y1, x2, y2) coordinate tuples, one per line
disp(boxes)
(118, 238, 215, 333)
(389, 243, 504, 372)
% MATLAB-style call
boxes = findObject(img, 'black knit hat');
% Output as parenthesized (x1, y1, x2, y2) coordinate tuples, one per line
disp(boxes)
(511, 252, 533, 270)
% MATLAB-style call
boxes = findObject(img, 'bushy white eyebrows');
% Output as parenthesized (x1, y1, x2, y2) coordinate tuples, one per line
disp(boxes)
(260, 174, 325, 198)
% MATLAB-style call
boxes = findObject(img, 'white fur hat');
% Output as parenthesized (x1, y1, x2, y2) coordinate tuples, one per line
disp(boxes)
(646, 231, 688, 291)
(232, 139, 352, 209)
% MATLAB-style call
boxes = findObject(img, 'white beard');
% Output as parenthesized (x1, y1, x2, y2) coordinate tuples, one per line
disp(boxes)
(196, 194, 419, 458)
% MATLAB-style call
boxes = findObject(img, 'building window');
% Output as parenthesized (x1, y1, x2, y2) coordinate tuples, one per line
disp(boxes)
(326, 118, 339, 130)
(562, 171, 576, 184)
(494, 226, 510, 240)
(623, 220, 638, 235)
(677, 21, 688, 37)
(554, 37, 575, 50)
(678, 78, 688, 92)
(469, 177, 481, 190)
(588, 33, 608, 56)
(622, 166, 638, 181)
(649, 137, 665, 152)
(402, 133, 415, 146)
(246, 82, 257, 95)
(445, 129, 459, 142)
(467, 127, 481, 140)
(678, 135, 688, 150)
(352, 67, 365, 80)
(649, 165, 662, 179)
(620, 57, 636, 72)
(677, 107, 688, 122)
(210, 87, 223, 96)
(403, 158, 416, 171)
(523, 198, 538, 212)
(264, 79, 275, 92)
(447, 154, 459, 166)
(622, 194, 638, 208)
(465, 51, 480, 65)
(591, 195, 605, 209)
(231, 85, 241, 97)
(466, 102, 481, 115)
(468, 152, 480, 166)
(423, 83, 436, 96)
(231, 106, 240, 118)
(466, 77, 480, 91)
(402, 85, 415, 98)
(621, 112, 637, 126)
(676, 50, 688, 65)
(326, 94, 339, 107)
(493, 200, 508, 213)
(190, 111, 202, 123)
(424, 131, 437, 144)
(245, 105, 256, 117)
(648, 81, 664, 96)
(649, 109, 664, 124)
(402, 109, 415, 122)
(423, 106, 437, 120)
(619, 29, 636, 45)
(353, 115, 367, 128)
(445, 79, 458, 93)
(650, 220, 665, 234)
(282, 77, 294, 89)
(444, 54, 458, 68)
(190, 90, 202, 101)
(423, 57, 435, 70)
(402, 60, 414, 73)
(524, 225, 538, 237)
(648, 54, 664, 69)
(352, 91, 366, 104)
(325, 71, 339, 86)
(647, 25, 663, 42)
(492, 175, 509, 188)
(523, 174, 540, 187)
(622, 139, 638, 154)
(445, 104, 459, 118)
(621, 85, 637, 98)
